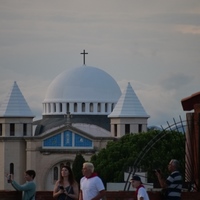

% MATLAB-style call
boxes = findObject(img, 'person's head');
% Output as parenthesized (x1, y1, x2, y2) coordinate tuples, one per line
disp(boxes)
(60, 165, 75, 185)
(82, 162, 94, 177)
(25, 170, 36, 181)
(130, 175, 142, 188)
(168, 159, 180, 172)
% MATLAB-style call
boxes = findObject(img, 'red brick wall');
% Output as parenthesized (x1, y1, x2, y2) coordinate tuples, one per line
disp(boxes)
(0, 190, 200, 200)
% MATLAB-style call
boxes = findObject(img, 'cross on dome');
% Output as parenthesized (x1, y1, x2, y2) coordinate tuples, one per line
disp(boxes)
(80, 49, 88, 65)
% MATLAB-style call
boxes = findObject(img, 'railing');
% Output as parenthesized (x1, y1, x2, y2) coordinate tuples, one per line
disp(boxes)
(0, 190, 199, 200)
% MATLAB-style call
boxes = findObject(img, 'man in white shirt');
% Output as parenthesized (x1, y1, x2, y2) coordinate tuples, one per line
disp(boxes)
(79, 162, 106, 200)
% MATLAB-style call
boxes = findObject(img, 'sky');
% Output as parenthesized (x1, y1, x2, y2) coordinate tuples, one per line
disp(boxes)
(0, 0, 200, 127)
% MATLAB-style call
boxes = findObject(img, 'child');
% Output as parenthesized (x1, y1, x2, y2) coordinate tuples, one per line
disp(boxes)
(130, 175, 149, 200)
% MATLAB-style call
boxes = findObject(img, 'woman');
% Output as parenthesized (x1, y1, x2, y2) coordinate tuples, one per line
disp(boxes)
(53, 165, 79, 200)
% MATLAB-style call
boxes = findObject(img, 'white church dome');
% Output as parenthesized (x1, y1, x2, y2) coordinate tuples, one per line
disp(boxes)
(42, 65, 121, 116)
(44, 65, 121, 102)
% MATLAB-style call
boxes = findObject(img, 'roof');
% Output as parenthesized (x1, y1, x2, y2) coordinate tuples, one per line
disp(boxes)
(0, 81, 34, 117)
(43, 65, 121, 102)
(33, 115, 110, 135)
(181, 91, 200, 111)
(108, 82, 150, 118)
(72, 123, 112, 138)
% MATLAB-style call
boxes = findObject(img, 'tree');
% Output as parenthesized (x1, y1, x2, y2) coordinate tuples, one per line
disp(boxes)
(72, 153, 85, 184)
(90, 130, 185, 186)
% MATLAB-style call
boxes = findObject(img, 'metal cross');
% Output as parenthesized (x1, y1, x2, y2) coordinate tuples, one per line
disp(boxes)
(80, 49, 88, 65)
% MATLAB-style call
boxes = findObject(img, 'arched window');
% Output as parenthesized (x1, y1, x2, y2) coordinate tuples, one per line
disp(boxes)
(74, 103, 77, 112)
(111, 103, 115, 111)
(97, 103, 101, 112)
(23, 124, 27, 136)
(66, 103, 69, 113)
(105, 103, 108, 112)
(44, 104, 46, 113)
(48, 103, 51, 113)
(59, 103, 62, 112)
(66, 162, 71, 167)
(53, 103, 56, 112)
(10, 124, 15, 136)
(0, 123, 3, 136)
(82, 103, 85, 112)
(114, 124, 117, 137)
(89, 103, 93, 112)
(53, 167, 58, 181)
(138, 124, 142, 133)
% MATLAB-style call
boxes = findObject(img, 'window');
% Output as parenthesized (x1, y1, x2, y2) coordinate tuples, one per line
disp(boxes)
(53, 103, 56, 112)
(114, 124, 117, 137)
(44, 104, 46, 113)
(53, 167, 58, 181)
(105, 103, 108, 112)
(66, 103, 69, 113)
(10, 124, 15, 136)
(89, 103, 93, 112)
(125, 124, 130, 134)
(59, 103, 62, 112)
(74, 103, 77, 112)
(49, 103, 51, 113)
(111, 103, 114, 111)
(82, 103, 85, 112)
(97, 103, 101, 112)
(23, 124, 27, 136)
(138, 124, 142, 133)
(0, 124, 2, 136)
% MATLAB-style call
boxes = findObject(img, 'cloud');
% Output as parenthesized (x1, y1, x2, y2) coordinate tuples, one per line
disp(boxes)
(0, 0, 200, 127)
(160, 73, 194, 90)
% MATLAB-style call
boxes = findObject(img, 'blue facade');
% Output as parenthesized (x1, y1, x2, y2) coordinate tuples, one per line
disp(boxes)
(43, 130, 93, 148)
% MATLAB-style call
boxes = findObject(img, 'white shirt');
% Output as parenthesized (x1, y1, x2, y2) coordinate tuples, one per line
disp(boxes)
(137, 187, 149, 200)
(80, 176, 105, 200)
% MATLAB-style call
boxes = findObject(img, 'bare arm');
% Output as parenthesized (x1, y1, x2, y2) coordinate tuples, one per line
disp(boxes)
(53, 181, 63, 199)
(79, 190, 83, 200)
(155, 171, 167, 188)
(91, 189, 106, 200)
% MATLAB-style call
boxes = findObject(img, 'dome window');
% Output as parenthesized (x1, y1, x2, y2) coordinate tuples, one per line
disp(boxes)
(111, 103, 115, 111)
(97, 103, 101, 112)
(82, 103, 85, 112)
(89, 103, 93, 112)
(53, 103, 56, 113)
(74, 103, 77, 112)
(66, 103, 70, 113)
(59, 103, 62, 112)
(105, 103, 108, 112)
(48, 103, 51, 113)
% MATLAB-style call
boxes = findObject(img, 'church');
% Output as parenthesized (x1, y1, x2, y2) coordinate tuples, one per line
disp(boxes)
(0, 51, 149, 191)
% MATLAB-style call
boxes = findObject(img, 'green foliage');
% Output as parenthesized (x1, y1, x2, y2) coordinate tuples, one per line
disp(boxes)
(90, 130, 185, 186)
(72, 153, 85, 184)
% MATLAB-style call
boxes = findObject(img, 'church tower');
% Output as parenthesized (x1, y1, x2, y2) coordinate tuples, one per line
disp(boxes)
(0, 81, 34, 190)
(108, 82, 149, 137)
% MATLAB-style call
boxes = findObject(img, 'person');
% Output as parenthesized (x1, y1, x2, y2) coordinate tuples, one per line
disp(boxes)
(8, 169, 36, 200)
(155, 159, 182, 200)
(130, 175, 149, 200)
(53, 165, 79, 200)
(79, 162, 106, 200)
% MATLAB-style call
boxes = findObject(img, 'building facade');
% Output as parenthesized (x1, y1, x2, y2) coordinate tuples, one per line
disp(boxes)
(0, 61, 149, 191)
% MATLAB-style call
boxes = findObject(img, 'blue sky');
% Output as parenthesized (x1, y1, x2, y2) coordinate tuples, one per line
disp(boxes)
(0, 0, 200, 127)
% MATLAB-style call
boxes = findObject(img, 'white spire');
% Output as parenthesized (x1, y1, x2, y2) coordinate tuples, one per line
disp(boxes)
(108, 82, 150, 118)
(0, 81, 34, 117)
